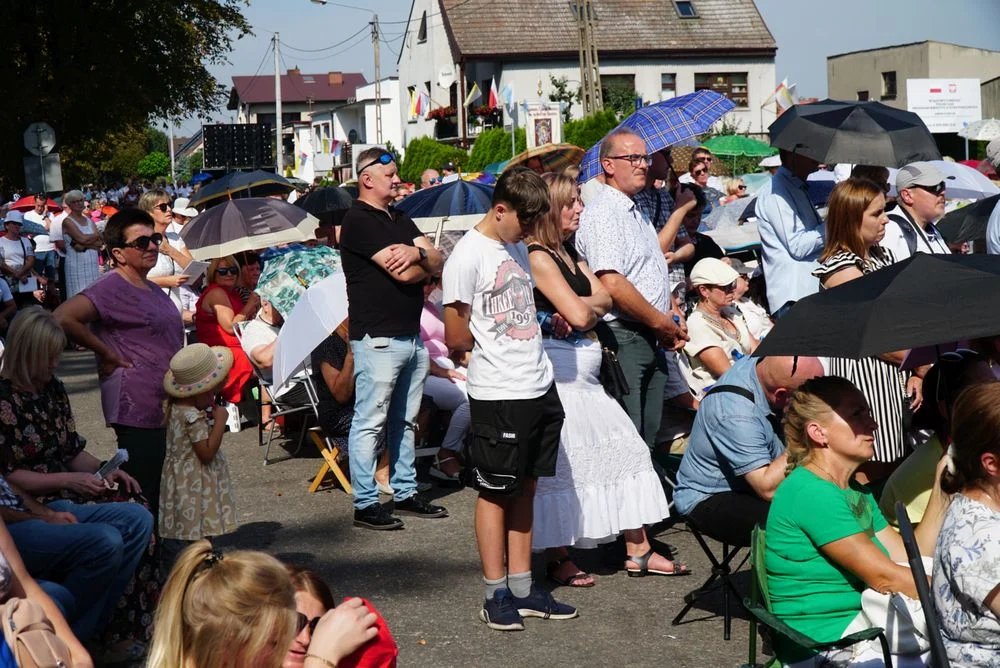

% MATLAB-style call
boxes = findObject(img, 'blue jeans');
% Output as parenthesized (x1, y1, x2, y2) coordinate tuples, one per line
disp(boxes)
(8, 500, 153, 641)
(33, 250, 58, 281)
(349, 334, 429, 510)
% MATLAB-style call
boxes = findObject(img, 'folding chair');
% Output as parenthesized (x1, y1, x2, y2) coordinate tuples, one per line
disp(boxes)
(672, 516, 749, 641)
(300, 373, 352, 494)
(742, 525, 892, 668)
(896, 502, 950, 668)
(233, 322, 314, 465)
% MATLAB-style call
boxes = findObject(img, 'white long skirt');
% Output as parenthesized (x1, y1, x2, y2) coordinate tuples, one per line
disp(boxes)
(533, 337, 670, 550)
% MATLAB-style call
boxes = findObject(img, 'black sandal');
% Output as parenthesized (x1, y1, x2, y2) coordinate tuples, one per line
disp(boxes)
(546, 557, 596, 588)
(625, 548, 690, 577)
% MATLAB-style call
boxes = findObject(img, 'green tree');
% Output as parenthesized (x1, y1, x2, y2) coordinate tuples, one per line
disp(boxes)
(603, 86, 639, 119)
(467, 128, 527, 171)
(548, 76, 580, 124)
(398, 137, 468, 184)
(0, 1, 251, 191)
(145, 127, 169, 155)
(563, 110, 619, 150)
(137, 152, 171, 180)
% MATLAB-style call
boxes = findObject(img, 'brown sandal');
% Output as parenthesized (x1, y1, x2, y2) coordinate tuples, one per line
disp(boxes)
(547, 557, 596, 587)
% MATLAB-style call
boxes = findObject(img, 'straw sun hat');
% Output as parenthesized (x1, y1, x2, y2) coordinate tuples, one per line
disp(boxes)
(163, 344, 233, 398)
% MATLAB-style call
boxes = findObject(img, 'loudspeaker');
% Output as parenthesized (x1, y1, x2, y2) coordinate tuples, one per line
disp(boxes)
(201, 123, 273, 170)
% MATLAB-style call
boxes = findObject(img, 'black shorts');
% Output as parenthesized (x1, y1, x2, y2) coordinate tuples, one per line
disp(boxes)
(466, 384, 564, 496)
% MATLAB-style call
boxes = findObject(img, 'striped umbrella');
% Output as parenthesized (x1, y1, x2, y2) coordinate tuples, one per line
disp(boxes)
(506, 143, 584, 174)
(179, 198, 319, 261)
(578, 90, 736, 183)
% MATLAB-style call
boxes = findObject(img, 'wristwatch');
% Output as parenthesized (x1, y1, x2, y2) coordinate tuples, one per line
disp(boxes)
(418, 247, 428, 262)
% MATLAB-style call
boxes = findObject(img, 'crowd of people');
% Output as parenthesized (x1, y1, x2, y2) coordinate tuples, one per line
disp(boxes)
(0, 126, 998, 667)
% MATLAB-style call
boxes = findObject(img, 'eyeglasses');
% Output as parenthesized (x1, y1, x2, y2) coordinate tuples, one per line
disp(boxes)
(357, 151, 394, 174)
(692, 169, 707, 176)
(120, 232, 163, 250)
(607, 154, 652, 168)
(215, 266, 240, 277)
(153, 203, 172, 213)
(295, 613, 321, 636)
(913, 182, 946, 196)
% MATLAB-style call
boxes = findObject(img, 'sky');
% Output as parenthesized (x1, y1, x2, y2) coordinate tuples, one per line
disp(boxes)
(175, 0, 1000, 137)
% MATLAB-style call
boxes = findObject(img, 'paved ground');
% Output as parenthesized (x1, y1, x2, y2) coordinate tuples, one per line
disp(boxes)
(64, 351, 761, 668)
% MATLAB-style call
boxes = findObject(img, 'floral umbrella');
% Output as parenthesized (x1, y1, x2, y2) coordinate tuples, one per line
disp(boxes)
(256, 246, 342, 317)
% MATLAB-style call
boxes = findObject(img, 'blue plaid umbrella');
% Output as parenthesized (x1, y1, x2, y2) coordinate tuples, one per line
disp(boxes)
(394, 179, 494, 218)
(578, 90, 737, 183)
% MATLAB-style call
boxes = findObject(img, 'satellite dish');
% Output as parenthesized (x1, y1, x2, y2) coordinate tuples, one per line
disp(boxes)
(24, 122, 56, 157)
(437, 66, 456, 89)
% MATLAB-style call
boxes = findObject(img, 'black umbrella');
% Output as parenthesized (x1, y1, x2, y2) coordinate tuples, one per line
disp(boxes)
(768, 99, 941, 167)
(294, 186, 354, 227)
(180, 198, 320, 261)
(189, 170, 295, 209)
(936, 194, 1000, 243)
(753, 253, 1000, 359)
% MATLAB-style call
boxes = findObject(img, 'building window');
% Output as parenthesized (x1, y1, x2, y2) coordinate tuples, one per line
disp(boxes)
(881, 71, 897, 100)
(674, 1, 697, 17)
(417, 11, 427, 43)
(695, 72, 748, 107)
(857, 90, 869, 101)
(660, 73, 676, 100)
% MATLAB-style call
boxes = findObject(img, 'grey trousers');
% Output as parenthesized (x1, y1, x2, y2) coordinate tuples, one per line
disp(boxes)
(607, 319, 666, 448)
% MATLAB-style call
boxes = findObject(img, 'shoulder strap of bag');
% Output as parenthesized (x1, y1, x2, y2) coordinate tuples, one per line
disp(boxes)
(887, 211, 918, 256)
(1, 597, 72, 668)
(704, 383, 756, 403)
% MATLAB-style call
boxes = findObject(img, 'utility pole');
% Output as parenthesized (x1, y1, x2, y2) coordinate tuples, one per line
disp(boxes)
(371, 15, 383, 144)
(575, 0, 603, 115)
(167, 122, 177, 188)
(273, 33, 283, 174)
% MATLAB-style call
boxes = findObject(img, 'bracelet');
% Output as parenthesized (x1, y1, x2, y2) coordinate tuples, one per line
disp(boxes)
(304, 655, 337, 668)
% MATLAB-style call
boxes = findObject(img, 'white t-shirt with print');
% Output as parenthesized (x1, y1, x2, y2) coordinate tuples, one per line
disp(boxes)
(442, 228, 553, 401)
(0, 237, 37, 292)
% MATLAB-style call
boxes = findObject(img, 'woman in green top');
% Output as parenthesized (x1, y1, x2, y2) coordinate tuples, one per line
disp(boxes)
(765, 376, 951, 666)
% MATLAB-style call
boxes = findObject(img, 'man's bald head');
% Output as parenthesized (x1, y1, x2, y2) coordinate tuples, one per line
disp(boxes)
(756, 356, 824, 411)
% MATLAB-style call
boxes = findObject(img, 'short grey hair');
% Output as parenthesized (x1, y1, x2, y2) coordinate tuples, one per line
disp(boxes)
(599, 128, 641, 163)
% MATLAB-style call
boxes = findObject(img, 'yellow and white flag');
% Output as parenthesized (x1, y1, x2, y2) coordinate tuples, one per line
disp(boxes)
(464, 82, 482, 108)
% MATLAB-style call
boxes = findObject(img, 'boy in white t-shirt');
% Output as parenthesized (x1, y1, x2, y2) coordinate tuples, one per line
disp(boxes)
(442, 168, 578, 631)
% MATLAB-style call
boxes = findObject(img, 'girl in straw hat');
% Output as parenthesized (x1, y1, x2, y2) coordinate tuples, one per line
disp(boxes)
(159, 343, 238, 573)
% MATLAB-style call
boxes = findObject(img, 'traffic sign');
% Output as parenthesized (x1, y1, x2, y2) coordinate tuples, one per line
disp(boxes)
(24, 122, 56, 156)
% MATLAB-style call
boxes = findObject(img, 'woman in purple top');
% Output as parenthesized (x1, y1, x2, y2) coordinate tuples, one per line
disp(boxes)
(55, 209, 183, 519)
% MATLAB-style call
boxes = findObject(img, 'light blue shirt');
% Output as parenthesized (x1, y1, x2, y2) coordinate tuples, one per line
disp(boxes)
(673, 356, 784, 516)
(986, 199, 1000, 255)
(756, 167, 825, 314)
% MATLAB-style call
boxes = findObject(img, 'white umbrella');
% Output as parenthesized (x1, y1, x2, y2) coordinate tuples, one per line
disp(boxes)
(272, 272, 349, 388)
(931, 160, 1000, 201)
(413, 214, 480, 247)
(958, 119, 1000, 142)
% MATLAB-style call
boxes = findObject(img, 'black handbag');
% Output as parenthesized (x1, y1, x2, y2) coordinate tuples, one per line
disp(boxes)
(594, 322, 629, 400)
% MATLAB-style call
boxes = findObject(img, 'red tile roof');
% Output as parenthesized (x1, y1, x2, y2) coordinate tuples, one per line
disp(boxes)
(228, 71, 368, 108)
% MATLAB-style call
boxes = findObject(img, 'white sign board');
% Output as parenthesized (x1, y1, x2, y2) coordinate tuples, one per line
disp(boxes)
(523, 103, 562, 150)
(906, 78, 981, 133)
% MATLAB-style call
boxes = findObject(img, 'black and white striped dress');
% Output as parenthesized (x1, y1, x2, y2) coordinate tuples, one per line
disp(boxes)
(815, 247, 908, 463)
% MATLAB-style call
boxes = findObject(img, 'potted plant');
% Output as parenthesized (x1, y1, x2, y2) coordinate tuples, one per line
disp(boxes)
(427, 106, 458, 138)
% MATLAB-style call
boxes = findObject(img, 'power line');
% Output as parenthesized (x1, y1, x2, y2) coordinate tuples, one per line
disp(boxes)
(278, 25, 368, 53)
(233, 41, 274, 102)
(380, 37, 400, 59)
(280, 33, 371, 63)
(376, 0, 476, 25)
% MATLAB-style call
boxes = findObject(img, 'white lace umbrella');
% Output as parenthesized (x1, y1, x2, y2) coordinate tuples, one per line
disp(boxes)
(958, 118, 1000, 142)
(272, 272, 348, 388)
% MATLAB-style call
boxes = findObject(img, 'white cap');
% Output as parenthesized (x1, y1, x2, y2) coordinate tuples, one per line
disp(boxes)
(690, 257, 740, 287)
(758, 155, 781, 169)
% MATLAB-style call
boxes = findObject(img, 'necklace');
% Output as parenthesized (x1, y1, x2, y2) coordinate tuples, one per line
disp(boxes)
(807, 461, 847, 489)
(697, 306, 742, 342)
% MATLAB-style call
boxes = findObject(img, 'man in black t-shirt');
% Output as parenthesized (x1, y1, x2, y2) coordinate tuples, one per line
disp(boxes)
(339, 147, 447, 530)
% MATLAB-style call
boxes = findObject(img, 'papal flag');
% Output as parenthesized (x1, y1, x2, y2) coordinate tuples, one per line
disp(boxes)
(464, 82, 482, 108)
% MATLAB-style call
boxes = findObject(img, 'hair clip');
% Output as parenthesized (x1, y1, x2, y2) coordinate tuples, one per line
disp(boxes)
(205, 549, 224, 567)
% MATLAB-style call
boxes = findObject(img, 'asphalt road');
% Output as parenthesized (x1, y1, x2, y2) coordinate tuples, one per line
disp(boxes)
(64, 351, 756, 668)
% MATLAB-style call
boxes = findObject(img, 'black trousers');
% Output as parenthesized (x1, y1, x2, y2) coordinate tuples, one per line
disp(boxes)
(114, 425, 167, 524)
(686, 491, 770, 548)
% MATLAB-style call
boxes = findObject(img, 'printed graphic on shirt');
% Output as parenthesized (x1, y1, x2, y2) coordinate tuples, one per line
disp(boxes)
(482, 259, 538, 340)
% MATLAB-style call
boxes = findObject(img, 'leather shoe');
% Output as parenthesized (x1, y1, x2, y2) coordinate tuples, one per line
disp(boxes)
(394, 493, 449, 518)
(353, 503, 404, 530)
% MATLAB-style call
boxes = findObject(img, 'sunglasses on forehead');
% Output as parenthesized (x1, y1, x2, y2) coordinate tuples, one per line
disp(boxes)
(119, 232, 163, 250)
(357, 151, 394, 174)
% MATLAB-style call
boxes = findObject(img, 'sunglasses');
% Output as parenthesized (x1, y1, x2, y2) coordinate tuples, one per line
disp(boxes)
(713, 281, 737, 293)
(153, 203, 172, 213)
(914, 182, 946, 196)
(295, 613, 321, 636)
(697, 156, 714, 163)
(120, 232, 163, 250)
(692, 169, 707, 176)
(215, 266, 240, 277)
(358, 151, 394, 174)
(737, 184, 747, 190)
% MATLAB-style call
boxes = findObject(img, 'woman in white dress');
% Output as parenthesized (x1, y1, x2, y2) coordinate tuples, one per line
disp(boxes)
(61, 189, 102, 298)
(527, 172, 683, 587)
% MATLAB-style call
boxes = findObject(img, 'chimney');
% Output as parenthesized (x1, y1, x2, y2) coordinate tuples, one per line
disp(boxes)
(328, 71, 343, 86)
(288, 67, 300, 76)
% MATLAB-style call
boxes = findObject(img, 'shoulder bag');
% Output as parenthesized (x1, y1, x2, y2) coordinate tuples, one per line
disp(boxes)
(0, 597, 73, 667)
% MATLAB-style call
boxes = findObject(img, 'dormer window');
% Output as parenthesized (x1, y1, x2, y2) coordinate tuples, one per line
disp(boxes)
(674, 1, 697, 17)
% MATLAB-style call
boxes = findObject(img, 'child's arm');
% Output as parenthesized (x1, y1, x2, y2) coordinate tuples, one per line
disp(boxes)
(444, 302, 474, 352)
(192, 405, 228, 465)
